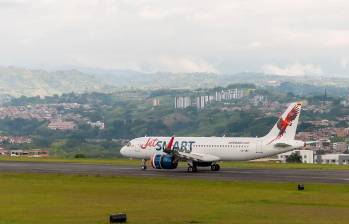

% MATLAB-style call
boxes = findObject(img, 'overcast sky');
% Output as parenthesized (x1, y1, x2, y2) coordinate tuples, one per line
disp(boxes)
(1, 0, 349, 76)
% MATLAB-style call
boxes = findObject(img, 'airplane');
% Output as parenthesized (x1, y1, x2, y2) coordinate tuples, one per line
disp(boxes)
(120, 102, 305, 172)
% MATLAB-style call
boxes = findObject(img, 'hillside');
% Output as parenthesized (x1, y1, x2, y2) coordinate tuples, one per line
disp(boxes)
(1, 66, 349, 98)
(0, 67, 108, 97)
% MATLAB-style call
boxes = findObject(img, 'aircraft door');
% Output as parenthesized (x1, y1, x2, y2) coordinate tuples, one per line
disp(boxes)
(134, 145, 140, 152)
(255, 141, 263, 153)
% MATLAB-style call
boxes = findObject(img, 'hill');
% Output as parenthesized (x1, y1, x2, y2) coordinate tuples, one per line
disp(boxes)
(1, 66, 349, 98)
(0, 67, 108, 97)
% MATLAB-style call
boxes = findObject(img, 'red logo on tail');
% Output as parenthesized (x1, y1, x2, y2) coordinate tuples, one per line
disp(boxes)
(268, 103, 301, 144)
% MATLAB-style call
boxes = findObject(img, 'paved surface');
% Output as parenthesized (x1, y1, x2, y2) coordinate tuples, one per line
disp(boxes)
(1, 161, 349, 184)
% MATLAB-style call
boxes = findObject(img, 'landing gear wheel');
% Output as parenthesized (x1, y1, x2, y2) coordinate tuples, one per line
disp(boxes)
(187, 166, 193, 172)
(187, 166, 198, 173)
(141, 165, 147, 171)
(215, 164, 220, 171)
(211, 164, 220, 171)
(210, 165, 215, 171)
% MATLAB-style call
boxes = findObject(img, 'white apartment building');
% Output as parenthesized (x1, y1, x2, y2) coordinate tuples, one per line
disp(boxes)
(315, 154, 349, 165)
(278, 150, 314, 164)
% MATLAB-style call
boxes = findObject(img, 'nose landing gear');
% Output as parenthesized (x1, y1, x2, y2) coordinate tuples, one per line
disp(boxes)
(141, 159, 147, 171)
(187, 161, 198, 173)
(187, 165, 198, 173)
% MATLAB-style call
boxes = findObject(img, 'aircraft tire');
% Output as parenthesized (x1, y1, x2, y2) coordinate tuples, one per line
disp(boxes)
(187, 166, 198, 173)
(211, 164, 220, 171)
(187, 166, 193, 172)
(210, 165, 216, 171)
(215, 164, 220, 171)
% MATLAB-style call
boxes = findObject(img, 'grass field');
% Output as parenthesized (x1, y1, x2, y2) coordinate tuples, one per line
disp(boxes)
(0, 173, 349, 224)
(1, 156, 349, 170)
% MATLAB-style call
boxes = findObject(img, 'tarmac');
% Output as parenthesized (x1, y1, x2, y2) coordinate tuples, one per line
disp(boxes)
(0, 161, 349, 184)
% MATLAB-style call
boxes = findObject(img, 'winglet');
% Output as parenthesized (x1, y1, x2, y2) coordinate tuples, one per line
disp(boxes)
(164, 135, 175, 153)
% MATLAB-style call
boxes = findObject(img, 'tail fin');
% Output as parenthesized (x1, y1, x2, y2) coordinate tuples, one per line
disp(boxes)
(263, 102, 302, 144)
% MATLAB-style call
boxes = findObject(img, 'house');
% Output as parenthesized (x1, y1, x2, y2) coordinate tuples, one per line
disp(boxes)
(28, 150, 49, 158)
(9, 149, 49, 157)
(48, 120, 75, 130)
(0, 148, 9, 156)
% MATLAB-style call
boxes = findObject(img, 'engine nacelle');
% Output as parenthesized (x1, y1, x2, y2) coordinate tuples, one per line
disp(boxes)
(151, 154, 178, 169)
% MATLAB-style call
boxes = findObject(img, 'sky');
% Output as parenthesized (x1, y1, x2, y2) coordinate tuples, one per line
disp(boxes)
(1, 0, 349, 76)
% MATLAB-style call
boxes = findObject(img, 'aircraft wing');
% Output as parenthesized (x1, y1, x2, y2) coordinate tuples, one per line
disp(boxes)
(164, 136, 220, 162)
(177, 152, 220, 162)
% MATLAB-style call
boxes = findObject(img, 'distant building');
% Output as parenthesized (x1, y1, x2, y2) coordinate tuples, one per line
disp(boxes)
(215, 92, 222, 101)
(252, 95, 265, 105)
(48, 120, 75, 130)
(215, 89, 244, 101)
(152, 98, 160, 107)
(9, 149, 49, 157)
(315, 154, 349, 165)
(10, 150, 26, 157)
(230, 89, 244, 99)
(88, 121, 105, 130)
(278, 150, 314, 164)
(28, 149, 49, 158)
(196, 96, 206, 109)
(342, 88, 349, 106)
(0, 135, 32, 144)
(175, 96, 191, 109)
(0, 148, 9, 156)
(62, 103, 80, 110)
(296, 132, 317, 142)
(332, 142, 348, 153)
(333, 128, 348, 137)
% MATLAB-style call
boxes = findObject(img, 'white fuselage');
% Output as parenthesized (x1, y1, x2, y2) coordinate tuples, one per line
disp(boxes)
(120, 136, 304, 161)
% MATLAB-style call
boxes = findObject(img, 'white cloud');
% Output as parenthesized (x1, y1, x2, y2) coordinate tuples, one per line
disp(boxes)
(0, 0, 349, 74)
(340, 58, 349, 69)
(322, 30, 349, 47)
(262, 63, 323, 76)
(155, 56, 218, 73)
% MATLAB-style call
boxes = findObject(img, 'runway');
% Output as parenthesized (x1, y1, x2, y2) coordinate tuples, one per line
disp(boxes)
(0, 161, 349, 184)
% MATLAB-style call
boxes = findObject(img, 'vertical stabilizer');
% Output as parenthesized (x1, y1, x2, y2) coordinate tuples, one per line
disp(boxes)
(263, 102, 302, 144)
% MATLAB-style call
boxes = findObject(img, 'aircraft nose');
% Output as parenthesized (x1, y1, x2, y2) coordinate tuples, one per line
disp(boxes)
(120, 146, 127, 157)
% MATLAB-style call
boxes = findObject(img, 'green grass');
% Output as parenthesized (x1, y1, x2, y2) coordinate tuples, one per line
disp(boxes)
(221, 161, 349, 170)
(0, 173, 348, 224)
(1, 157, 349, 170)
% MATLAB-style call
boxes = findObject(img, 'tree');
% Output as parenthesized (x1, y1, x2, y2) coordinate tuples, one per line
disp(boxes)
(286, 152, 302, 163)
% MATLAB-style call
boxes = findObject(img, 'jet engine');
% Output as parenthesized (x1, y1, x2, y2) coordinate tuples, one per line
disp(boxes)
(151, 154, 178, 169)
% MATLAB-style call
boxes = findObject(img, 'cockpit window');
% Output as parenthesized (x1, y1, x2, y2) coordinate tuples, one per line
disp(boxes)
(127, 142, 131, 147)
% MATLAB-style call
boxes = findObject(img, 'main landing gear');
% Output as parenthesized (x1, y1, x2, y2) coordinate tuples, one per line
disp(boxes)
(210, 164, 220, 171)
(141, 159, 147, 171)
(187, 161, 197, 173)
(187, 162, 221, 172)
